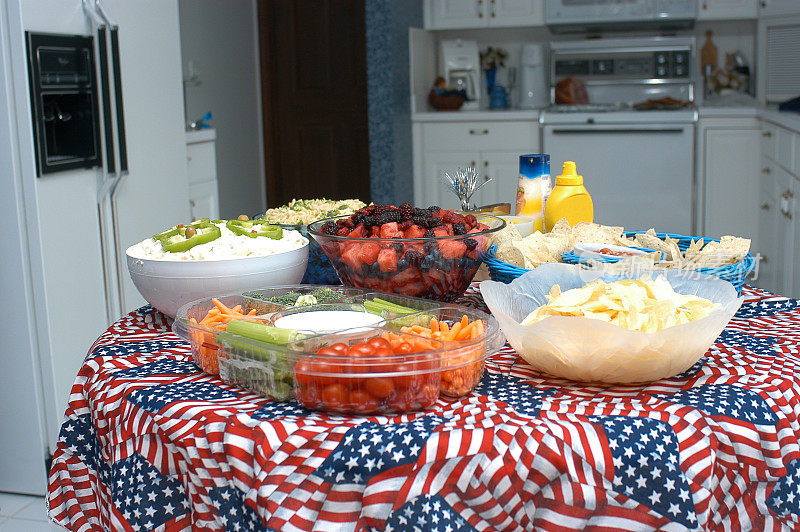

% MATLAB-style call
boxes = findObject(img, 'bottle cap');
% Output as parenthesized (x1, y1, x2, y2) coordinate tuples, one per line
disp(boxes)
(519, 154, 550, 178)
(556, 161, 583, 185)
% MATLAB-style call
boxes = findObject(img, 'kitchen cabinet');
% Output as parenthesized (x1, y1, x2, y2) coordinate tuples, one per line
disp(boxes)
(758, 0, 800, 17)
(757, 118, 799, 297)
(186, 129, 219, 221)
(424, 0, 543, 29)
(698, 0, 757, 20)
(699, 118, 761, 254)
(412, 120, 539, 209)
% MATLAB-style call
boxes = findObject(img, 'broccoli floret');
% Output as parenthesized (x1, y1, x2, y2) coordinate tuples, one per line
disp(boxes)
(268, 291, 301, 306)
(311, 287, 341, 304)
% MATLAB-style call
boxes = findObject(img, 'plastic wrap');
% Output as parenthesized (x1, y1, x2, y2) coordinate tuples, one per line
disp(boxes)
(480, 263, 743, 383)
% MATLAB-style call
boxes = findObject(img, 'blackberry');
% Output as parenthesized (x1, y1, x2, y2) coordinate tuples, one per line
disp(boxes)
(413, 216, 426, 228)
(426, 218, 442, 228)
(378, 210, 401, 224)
(321, 220, 338, 235)
(453, 223, 466, 235)
(391, 242, 403, 253)
(427, 205, 441, 213)
(423, 229, 435, 238)
(404, 250, 423, 266)
(413, 207, 429, 218)
(464, 238, 478, 251)
(424, 240, 438, 254)
(341, 218, 355, 229)
(363, 215, 377, 228)
(396, 258, 409, 271)
(419, 255, 435, 272)
(374, 204, 395, 215)
(399, 220, 413, 230)
(399, 203, 414, 220)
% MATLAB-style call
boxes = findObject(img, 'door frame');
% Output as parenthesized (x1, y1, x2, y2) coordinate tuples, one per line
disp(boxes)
(256, 0, 279, 207)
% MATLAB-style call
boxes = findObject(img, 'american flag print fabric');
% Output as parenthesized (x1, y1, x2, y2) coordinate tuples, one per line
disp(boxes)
(47, 285, 800, 531)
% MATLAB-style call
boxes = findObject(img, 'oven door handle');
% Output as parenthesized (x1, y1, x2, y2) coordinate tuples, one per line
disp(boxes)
(96, 26, 115, 177)
(109, 27, 127, 175)
(550, 128, 686, 135)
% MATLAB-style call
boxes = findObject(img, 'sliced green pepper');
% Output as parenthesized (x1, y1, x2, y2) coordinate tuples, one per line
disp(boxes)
(159, 223, 221, 252)
(153, 218, 212, 241)
(226, 219, 283, 239)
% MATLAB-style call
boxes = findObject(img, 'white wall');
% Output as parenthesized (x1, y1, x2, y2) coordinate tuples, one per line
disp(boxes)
(178, 0, 265, 218)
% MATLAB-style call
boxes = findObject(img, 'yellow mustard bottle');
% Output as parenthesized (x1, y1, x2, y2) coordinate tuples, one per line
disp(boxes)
(544, 161, 593, 231)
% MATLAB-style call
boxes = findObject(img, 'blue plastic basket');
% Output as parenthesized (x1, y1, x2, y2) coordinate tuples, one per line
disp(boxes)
(483, 231, 756, 294)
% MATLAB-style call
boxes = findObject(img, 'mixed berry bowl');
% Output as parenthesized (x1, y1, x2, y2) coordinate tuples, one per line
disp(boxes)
(307, 205, 505, 301)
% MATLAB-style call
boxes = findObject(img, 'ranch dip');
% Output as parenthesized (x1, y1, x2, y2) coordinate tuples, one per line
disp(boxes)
(273, 310, 384, 335)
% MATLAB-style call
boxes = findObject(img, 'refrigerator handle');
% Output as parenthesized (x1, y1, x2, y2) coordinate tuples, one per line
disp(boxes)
(96, 26, 116, 177)
(109, 28, 127, 175)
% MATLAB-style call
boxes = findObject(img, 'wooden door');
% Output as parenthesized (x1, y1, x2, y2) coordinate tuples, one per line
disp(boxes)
(259, 0, 370, 207)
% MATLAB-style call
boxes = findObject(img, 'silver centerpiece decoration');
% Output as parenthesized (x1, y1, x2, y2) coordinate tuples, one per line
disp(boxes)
(441, 166, 493, 211)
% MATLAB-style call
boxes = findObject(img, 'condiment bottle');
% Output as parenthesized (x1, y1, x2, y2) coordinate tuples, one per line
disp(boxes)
(544, 161, 593, 231)
(516, 154, 551, 232)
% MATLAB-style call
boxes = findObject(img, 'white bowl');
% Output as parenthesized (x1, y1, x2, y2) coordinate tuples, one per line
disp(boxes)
(126, 243, 309, 317)
(480, 263, 743, 383)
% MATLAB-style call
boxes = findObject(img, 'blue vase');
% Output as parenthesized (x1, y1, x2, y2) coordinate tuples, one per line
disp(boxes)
(485, 67, 497, 96)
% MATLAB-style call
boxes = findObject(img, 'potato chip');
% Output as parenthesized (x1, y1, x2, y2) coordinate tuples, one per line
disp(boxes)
(520, 275, 718, 332)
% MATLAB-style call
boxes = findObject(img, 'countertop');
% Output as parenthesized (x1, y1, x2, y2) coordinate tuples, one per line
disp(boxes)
(185, 128, 216, 143)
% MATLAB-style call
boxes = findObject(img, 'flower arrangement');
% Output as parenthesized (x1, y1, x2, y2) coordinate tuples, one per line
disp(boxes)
(480, 47, 508, 71)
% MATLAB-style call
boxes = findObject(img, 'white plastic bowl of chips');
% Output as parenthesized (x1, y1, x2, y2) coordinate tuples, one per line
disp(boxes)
(480, 263, 744, 383)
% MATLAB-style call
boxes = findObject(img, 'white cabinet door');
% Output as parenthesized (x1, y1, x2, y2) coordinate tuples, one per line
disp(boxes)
(488, 0, 544, 26)
(422, 150, 481, 210)
(792, 177, 800, 298)
(189, 180, 220, 221)
(425, 0, 485, 29)
(703, 128, 761, 249)
(480, 151, 523, 208)
(755, 159, 777, 292)
(759, 0, 800, 17)
(698, 0, 757, 19)
(774, 164, 795, 295)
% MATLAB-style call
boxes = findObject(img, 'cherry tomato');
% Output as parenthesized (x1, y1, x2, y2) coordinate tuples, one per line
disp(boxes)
(328, 343, 349, 355)
(367, 337, 391, 351)
(347, 342, 375, 357)
(317, 346, 342, 358)
(322, 383, 347, 408)
(393, 342, 413, 354)
(347, 390, 380, 413)
(371, 347, 393, 358)
(295, 381, 322, 409)
(293, 360, 313, 387)
(364, 377, 395, 399)
(392, 362, 415, 389)
(311, 358, 341, 386)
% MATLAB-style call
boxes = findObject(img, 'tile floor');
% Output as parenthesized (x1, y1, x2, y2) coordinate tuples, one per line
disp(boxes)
(0, 493, 64, 530)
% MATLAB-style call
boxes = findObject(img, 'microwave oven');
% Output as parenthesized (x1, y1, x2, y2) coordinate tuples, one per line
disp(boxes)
(545, 0, 697, 33)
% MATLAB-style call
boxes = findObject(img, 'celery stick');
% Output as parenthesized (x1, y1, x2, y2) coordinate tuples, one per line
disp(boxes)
(367, 298, 417, 315)
(226, 320, 303, 345)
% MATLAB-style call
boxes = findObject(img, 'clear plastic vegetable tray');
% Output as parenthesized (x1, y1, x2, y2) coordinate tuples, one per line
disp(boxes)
(172, 285, 505, 414)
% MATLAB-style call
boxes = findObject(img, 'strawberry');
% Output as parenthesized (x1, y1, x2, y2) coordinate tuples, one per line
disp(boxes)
(377, 247, 398, 272)
(439, 239, 467, 260)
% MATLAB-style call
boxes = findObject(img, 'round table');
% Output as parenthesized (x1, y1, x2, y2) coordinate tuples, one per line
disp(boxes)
(47, 284, 800, 531)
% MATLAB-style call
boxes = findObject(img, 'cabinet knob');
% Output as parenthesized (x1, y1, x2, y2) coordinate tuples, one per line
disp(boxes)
(469, 129, 489, 135)
(783, 210, 793, 220)
(471, 160, 476, 167)
(761, 255, 768, 264)
(484, 161, 488, 167)
(483, 175, 489, 181)
(761, 1, 767, 7)
(782, 189, 794, 200)
(762, 167, 771, 174)
(477, 0, 483, 17)
(190, 200, 196, 207)
(761, 203, 770, 211)
(701, 2, 707, 9)
(762, 131, 772, 137)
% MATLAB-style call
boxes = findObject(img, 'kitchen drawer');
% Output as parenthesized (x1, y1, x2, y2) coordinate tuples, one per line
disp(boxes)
(186, 141, 217, 185)
(421, 122, 537, 152)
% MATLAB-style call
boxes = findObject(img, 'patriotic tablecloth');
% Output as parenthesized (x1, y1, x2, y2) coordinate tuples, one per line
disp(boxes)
(47, 284, 800, 531)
